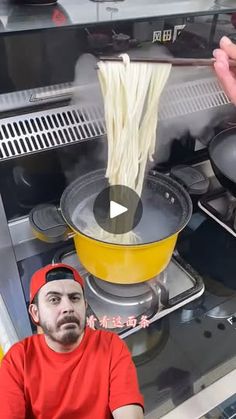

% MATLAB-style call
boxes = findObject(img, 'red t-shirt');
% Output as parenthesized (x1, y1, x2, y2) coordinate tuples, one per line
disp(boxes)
(0, 327, 144, 419)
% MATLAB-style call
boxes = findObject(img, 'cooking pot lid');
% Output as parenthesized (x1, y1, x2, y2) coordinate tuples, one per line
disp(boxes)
(30, 204, 69, 243)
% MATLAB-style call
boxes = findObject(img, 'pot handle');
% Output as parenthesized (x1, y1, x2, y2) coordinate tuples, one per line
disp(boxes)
(170, 165, 209, 196)
(29, 204, 73, 243)
(147, 280, 170, 316)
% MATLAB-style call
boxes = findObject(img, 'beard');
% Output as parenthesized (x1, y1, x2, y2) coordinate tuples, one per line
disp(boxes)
(39, 314, 86, 345)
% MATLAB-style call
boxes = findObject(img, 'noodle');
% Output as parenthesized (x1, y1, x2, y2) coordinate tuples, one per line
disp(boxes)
(98, 55, 171, 195)
(85, 55, 171, 244)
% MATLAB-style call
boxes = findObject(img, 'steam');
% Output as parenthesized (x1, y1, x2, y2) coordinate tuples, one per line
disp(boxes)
(71, 53, 103, 108)
(71, 48, 236, 168)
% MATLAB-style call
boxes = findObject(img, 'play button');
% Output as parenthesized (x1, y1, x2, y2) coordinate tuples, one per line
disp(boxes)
(93, 185, 143, 235)
(110, 201, 128, 219)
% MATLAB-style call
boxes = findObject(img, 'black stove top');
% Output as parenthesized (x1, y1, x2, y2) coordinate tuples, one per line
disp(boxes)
(199, 188, 236, 237)
(135, 214, 236, 415)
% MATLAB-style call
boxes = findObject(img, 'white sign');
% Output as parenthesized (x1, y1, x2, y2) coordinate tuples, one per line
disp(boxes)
(152, 24, 186, 43)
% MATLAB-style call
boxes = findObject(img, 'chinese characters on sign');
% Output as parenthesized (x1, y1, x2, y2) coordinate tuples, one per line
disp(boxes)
(86, 315, 150, 330)
(152, 24, 186, 43)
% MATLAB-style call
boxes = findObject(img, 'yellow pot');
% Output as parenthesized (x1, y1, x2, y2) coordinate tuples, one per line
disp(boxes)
(30, 170, 192, 284)
(73, 229, 178, 284)
(63, 171, 192, 284)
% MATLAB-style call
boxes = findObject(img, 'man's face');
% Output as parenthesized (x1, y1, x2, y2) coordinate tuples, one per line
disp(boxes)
(29, 280, 86, 345)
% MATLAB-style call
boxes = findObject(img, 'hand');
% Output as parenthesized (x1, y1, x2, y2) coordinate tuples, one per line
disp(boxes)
(213, 36, 236, 105)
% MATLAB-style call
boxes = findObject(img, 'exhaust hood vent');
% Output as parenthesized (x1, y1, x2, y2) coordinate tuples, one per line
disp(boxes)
(0, 104, 105, 160)
(0, 76, 231, 161)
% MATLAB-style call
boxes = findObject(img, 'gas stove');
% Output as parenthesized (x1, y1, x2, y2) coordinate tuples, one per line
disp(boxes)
(197, 159, 236, 237)
(52, 245, 204, 338)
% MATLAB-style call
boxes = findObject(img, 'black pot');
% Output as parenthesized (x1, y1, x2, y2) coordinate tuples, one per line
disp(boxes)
(209, 127, 236, 197)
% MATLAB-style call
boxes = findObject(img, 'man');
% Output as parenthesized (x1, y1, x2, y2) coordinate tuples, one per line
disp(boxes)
(0, 263, 144, 419)
(214, 35, 236, 105)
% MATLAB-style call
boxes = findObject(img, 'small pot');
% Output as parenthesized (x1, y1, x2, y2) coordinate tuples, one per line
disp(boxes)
(30, 169, 192, 284)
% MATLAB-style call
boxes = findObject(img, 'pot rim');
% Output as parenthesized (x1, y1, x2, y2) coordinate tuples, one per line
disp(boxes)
(60, 169, 193, 247)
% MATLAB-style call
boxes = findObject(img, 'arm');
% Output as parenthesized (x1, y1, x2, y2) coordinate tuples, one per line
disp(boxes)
(113, 404, 144, 419)
(0, 346, 26, 418)
(213, 36, 236, 105)
(108, 334, 144, 418)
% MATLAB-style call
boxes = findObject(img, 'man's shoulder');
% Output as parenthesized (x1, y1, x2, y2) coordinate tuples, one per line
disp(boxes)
(4, 335, 40, 360)
(87, 327, 124, 349)
(87, 327, 120, 340)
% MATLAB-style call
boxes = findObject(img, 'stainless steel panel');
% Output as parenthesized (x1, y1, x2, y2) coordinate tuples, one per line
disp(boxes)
(0, 196, 31, 339)
(146, 369, 236, 419)
(9, 216, 62, 261)
(0, 82, 72, 113)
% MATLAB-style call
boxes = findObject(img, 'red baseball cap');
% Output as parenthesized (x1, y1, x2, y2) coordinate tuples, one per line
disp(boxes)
(30, 263, 84, 303)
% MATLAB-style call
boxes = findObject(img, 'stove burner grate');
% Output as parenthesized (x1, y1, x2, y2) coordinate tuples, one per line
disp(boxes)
(52, 245, 204, 338)
(199, 188, 236, 237)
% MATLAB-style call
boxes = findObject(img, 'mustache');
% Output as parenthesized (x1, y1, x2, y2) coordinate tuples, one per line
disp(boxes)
(57, 315, 80, 328)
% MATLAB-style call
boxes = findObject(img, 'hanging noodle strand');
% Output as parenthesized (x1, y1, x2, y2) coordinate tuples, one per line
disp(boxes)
(84, 56, 172, 244)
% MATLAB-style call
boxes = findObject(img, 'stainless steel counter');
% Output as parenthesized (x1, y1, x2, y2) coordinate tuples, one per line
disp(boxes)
(146, 369, 236, 418)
